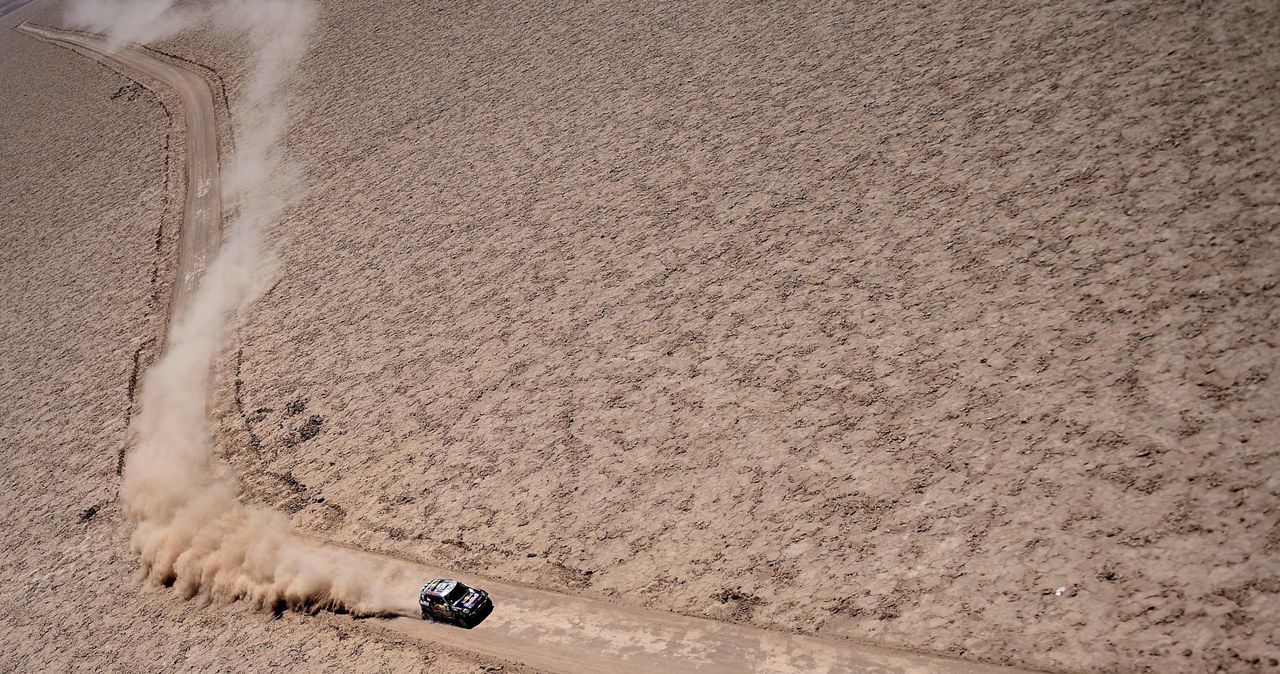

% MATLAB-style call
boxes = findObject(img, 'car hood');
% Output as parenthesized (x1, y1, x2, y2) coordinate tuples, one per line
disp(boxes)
(458, 589, 486, 609)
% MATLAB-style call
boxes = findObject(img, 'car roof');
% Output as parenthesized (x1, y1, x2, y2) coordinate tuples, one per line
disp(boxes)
(422, 578, 460, 598)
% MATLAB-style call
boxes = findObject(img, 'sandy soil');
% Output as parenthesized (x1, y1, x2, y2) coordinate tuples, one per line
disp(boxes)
(0, 4, 530, 673)
(3, 0, 1278, 673)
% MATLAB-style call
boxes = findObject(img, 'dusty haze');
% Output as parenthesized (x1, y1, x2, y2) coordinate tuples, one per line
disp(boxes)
(70, 0, 424, 618)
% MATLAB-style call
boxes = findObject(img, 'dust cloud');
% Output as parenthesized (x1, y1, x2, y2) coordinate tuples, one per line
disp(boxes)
(67, 0, 422, 616)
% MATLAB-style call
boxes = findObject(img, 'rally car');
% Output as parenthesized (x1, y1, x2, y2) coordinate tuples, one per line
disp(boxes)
(419, 578, 493, 628)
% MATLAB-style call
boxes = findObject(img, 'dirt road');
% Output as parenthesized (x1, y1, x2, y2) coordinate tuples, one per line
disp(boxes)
(17, 21, 221, 323)
(369, 558, 1035, 674)
(16, 22, 1033, 674)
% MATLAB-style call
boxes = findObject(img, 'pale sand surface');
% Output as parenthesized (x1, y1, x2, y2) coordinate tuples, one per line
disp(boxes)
(3, 1, 1279, 673)
(0, 4, 528, 673)
(10, 22, 992, 674)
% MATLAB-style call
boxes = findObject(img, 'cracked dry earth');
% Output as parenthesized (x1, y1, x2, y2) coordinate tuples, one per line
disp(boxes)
(190, 1, 1278, 672)
(3, 0, 1279, 673)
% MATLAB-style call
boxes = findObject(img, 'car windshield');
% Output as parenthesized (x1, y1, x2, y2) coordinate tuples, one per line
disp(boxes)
(443, 583, 469, 602)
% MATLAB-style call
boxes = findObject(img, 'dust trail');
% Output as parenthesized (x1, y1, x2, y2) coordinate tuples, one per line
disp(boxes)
(67, 0, 422, 616)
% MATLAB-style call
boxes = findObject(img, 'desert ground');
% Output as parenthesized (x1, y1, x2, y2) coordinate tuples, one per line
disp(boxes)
(2, 0, 1277, 673)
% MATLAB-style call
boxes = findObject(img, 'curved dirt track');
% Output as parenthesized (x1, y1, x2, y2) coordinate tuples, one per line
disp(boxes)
(17, 22, 1033, 674)
(17, 21, 221, 323)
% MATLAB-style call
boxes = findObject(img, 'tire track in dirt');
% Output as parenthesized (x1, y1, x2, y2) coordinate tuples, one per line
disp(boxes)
(16, 21, 1034, 674)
